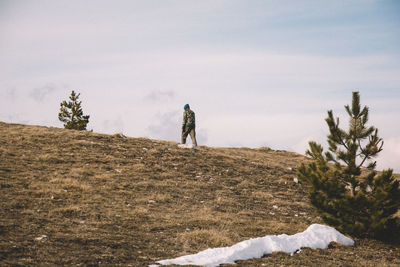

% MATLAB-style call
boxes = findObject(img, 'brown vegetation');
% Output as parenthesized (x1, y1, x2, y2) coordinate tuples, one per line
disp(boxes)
(0, 121, 399, 266)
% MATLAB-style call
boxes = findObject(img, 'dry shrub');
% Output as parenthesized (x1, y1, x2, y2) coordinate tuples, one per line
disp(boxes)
(146, 148, 159, 155)
(129, 207, 150, 221)
(50, 205, 85, 218)
(131, 163, 147, 172)
(37, 154, 63, 164)
(185, 207, 221, 227)
(237, 209, 254, 217)
(49, 177, 92, 192)
(158, 172, 176, 179)
(251, 191, 274, 201)
(178, 229, 233, 251)
(135, 193, 172, 204)
(71, 139, 96, 145)
(236, 179, 257, 189)
(153, 193, 172, 203)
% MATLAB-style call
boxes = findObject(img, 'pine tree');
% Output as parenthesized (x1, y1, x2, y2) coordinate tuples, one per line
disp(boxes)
(298, 92, 400, 237)
(58, 90, 90, 130)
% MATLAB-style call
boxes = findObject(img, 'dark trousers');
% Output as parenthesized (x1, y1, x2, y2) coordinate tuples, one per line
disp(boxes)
(182, 126, 197, 146)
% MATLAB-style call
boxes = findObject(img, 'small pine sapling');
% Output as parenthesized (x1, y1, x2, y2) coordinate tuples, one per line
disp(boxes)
(58, 90, 90, 130)
(298, 92, 400, 238)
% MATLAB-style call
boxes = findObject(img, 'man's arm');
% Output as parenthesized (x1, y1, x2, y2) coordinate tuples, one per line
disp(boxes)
(182, 111, 187, 131)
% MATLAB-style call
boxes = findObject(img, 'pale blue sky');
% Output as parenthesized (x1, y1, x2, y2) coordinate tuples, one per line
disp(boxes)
(0, 0, 399, 171)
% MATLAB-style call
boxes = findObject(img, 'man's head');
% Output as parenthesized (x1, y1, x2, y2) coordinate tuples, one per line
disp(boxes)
(184, 104, 190, 110)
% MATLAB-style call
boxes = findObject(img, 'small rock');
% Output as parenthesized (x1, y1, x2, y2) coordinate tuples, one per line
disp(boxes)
(293, 177, 299, 184)
(290, 249, 301, 256)
(35, 235, 47, 241)
(114, 133, 127, 138)
(273, 205, 278, 209)
(148, 200, 156, 204)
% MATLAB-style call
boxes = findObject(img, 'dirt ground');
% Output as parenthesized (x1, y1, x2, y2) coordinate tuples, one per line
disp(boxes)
(1, 121, 399, 266)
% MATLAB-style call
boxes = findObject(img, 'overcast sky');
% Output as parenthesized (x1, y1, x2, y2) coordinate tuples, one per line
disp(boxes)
(1, 0, 399, 171)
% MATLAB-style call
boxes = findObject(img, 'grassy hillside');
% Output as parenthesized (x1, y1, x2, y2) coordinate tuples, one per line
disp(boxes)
(0, 121, 399, 266)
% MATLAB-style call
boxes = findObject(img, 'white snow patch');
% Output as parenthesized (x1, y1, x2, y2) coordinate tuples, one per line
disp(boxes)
(178, 144, 197, 149)
(154, 224, 354, 267)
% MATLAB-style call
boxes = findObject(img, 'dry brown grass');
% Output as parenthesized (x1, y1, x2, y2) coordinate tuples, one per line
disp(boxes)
(0, 121, 399, 266)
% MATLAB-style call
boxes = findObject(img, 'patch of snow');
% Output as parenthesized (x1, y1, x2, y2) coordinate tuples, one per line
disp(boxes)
(178, 144, 197, 149)
(154, 224, 354, 267)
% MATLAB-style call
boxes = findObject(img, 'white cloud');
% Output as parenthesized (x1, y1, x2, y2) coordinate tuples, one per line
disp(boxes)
(291, 131, 327, 156)
(0, 87, 18, 102)
(100, 116, 124, 134)
(376, 137, 400, 172)
(147, 110, 181, 142)
(29, 84, 58, 102)
(144, 90, 176, 103)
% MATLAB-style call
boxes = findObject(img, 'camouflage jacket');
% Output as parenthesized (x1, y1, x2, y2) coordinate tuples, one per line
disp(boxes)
(182, 109, 195, 130)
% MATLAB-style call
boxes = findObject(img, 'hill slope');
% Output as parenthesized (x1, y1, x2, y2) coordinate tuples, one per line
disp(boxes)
(0, 121, 399, 266)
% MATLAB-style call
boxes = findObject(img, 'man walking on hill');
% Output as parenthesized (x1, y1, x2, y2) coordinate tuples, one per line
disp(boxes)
(181, 104, 198, 148)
